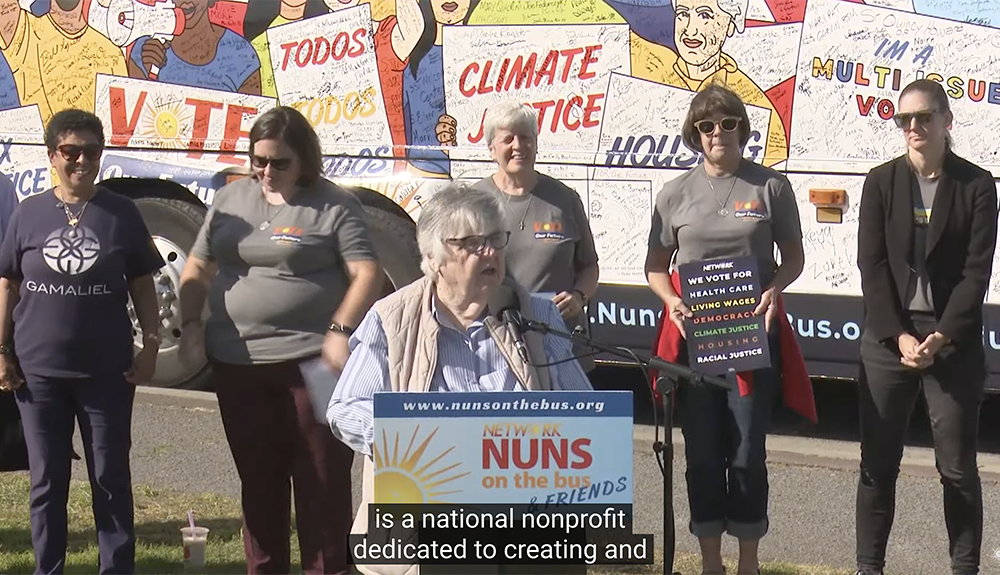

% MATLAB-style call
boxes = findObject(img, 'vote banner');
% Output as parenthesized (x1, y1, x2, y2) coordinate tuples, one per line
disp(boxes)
(371, 391, 633, 509)
(677, 256, 771, 375)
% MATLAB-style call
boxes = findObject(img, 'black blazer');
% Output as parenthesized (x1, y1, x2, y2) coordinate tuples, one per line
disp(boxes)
(857, 151, 999, 346)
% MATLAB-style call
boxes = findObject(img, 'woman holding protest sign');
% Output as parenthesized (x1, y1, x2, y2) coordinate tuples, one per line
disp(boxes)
(472, 100, 601, 373)
(854, 79, 998, 575)
(643, 83, 815, 575)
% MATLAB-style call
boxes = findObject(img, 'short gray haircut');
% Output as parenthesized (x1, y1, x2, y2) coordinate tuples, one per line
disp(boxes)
(417, 182, 505, 278)
(670, 0, 748, 33)
(483, 100, 539, 148)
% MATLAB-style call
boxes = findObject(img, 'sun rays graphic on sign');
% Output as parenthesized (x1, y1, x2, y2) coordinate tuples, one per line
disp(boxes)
(373, 425, 470, 504)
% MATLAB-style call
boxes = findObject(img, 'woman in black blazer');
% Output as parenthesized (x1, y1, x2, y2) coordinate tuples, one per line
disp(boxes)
(855, 79, 998, 575)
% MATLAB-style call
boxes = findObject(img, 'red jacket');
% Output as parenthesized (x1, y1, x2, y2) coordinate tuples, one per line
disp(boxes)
(648, 271, 818, 424)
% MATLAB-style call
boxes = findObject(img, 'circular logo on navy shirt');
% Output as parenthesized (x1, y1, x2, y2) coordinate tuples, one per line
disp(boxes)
(42, 226, 101, 276)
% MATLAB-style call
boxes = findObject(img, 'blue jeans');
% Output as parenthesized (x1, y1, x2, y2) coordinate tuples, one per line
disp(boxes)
(677, 329, 781, 540)
(14, 375, 136, 575)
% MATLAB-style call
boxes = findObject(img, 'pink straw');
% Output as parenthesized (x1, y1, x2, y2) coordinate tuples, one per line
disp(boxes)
(187, 510, 196, 530)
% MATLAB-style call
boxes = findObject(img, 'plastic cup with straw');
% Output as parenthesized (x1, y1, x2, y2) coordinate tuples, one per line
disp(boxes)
(181, 509, 209, 571)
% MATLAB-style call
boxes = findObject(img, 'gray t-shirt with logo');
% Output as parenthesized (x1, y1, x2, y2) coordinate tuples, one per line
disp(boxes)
(649, 161, 803, 289)
(192, 177, 378, 365)
(474, 174, 598, 294)
(473, 174, 599, 369)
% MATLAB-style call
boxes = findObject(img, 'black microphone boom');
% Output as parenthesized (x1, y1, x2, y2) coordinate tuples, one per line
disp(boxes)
(487, 285, 531, 364)
(519, 317, 732, 391)
(504, 310, 531, 364)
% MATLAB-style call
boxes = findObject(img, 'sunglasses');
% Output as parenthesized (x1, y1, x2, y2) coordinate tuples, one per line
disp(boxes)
(696, 117, 741, 134)
(250, 155, 292, 171)
(55, 144, 103, 162)
(445, 231, 511, 254)
(892, 110, 939, 129)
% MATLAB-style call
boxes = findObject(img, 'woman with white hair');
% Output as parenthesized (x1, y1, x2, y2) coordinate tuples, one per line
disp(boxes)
(472, 100, 600, 372)
(326, 182, 593, 574)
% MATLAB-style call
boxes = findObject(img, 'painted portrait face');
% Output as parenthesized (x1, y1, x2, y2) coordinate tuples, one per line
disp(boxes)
(52, 0, 81, 11)
(431, 0, 472, 25)
(178, 0, 214, 30)
(323, 0, 361, 10)
(674, 0, 736, 68)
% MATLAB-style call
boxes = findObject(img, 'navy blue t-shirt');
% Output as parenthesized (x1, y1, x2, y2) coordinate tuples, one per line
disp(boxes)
(0, 188, 166, 380)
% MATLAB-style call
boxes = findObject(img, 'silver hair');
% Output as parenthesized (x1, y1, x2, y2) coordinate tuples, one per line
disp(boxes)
(483, 100, 539, 148)
(670, 0, 748, 33)
(417, 182, 505, 278)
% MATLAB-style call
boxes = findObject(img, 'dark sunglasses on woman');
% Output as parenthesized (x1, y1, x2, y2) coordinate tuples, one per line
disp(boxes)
(250, 155, 292, 171)
(696, 117, 741, 134)
(55, 144, 103, 162)
(891, 110, 938, 129)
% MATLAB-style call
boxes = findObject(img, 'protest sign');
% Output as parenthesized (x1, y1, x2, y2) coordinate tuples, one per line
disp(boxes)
(677, 256, 771, 375)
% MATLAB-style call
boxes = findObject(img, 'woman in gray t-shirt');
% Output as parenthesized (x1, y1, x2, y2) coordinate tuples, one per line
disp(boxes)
(177, 106, 382, 575)
(472, 100, 600, 372)
(644, 84, 806, 574)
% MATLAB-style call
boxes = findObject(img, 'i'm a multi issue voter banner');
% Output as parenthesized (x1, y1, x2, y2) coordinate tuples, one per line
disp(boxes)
(352, 391, 652, 567)
(677, 255, 771, 376)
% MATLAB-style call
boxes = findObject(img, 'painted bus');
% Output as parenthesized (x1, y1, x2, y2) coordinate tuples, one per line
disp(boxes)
(1, 0, 999, 391)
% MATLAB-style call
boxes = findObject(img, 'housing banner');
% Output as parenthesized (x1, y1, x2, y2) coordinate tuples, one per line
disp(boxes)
(677, 256, 771, 376)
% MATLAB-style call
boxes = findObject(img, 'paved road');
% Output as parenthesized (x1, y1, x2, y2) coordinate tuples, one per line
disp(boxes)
(55, 392, 1000, 575)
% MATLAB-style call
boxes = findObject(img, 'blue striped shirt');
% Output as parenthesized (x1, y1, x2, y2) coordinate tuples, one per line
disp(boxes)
(327, 294, 594, 456)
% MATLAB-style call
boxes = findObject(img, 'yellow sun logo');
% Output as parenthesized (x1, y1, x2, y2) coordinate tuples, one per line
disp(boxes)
(373, 425, 470, 505)
(137, 96, 194, 149)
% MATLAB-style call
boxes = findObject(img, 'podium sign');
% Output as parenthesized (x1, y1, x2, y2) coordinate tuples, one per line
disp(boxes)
(371, 391, 633, 508)
(677, 256, 771, 376)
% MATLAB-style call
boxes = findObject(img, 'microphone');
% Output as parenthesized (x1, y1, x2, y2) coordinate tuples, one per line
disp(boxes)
(487, 286, 734, 391)
(518, 311, 734, 391)
(487, 285, 530, 364)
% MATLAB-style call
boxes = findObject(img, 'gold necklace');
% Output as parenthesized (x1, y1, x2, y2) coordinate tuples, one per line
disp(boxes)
(55, 189, 92, 237)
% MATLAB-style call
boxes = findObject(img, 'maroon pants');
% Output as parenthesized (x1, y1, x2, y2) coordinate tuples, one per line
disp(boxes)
(213, 358, 354, 575)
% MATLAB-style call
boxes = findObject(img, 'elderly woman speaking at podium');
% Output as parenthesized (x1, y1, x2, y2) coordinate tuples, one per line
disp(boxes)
(327, 182, 592, 574)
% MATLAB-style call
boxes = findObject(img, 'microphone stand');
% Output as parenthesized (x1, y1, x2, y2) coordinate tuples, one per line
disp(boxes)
(519, 318, 733, 575)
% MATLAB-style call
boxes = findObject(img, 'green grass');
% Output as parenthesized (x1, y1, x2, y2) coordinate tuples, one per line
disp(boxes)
(0, 472, 852, 574)
(0, 471, 270, 574)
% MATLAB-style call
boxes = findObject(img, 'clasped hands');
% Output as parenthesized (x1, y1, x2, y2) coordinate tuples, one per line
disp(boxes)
(669, 287, 779, 339)
(897, 331, 948, 369)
